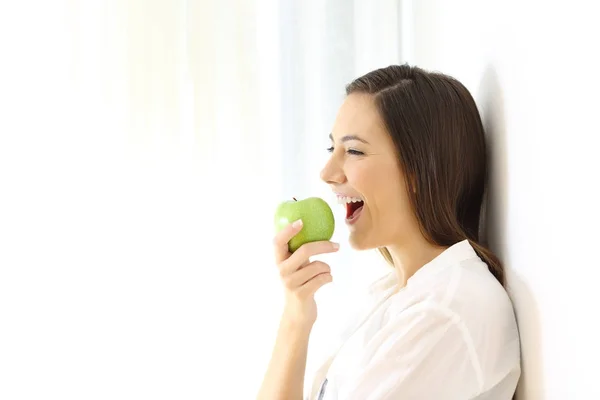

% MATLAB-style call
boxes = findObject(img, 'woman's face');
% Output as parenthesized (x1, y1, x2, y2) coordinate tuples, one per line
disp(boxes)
(320, 93, 419, 250)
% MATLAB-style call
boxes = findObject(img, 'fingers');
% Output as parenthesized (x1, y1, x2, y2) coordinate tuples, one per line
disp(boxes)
(283, 261, 331, 288)
(273, 219, 304, 264)
(272, 220, 338, 300)
(299, 271, 333, 297)
(279, 240, 339, 276)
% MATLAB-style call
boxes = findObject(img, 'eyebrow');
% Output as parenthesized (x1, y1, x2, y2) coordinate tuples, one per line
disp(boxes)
(329, 133, 370, 145)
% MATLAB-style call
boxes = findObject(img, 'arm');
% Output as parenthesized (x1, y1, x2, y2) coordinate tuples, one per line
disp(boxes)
(256, 315, 312, 400)
(257, 219, 339, 400)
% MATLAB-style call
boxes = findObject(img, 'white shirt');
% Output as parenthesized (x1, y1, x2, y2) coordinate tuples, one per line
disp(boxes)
(306, 240, 521, 399)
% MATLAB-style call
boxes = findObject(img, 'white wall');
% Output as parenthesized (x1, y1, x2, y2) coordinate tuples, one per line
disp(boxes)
(0, 2, 287, 398)
(0, 2, 403, 398)
(402, 1, 600, 398)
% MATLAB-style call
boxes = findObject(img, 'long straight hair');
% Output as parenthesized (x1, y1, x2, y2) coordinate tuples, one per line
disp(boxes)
(346, 64, 504, 286)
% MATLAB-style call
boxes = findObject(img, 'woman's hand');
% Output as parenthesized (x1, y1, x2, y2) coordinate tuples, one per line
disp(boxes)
(257, 220, 337, 400)
(273, 219, 340, 328)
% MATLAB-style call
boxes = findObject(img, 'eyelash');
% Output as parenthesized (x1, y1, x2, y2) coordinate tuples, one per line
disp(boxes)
(326, 147, 364, 156)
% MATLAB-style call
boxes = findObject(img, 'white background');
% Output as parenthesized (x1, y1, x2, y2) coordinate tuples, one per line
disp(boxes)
(0, 1, 398, 398)
(1, 1, 598, 399)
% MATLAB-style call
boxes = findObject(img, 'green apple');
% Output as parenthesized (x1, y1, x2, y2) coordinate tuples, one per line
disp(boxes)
(274, 197, 335, 253)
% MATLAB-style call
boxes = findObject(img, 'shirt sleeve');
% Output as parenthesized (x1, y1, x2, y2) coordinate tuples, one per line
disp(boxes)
(336, 301, 482, 400)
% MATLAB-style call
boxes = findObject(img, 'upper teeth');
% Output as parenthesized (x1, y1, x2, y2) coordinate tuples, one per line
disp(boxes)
(337, 196, 363, 204)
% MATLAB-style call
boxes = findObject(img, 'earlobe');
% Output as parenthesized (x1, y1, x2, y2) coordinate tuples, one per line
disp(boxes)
(408, 174, 417, 194)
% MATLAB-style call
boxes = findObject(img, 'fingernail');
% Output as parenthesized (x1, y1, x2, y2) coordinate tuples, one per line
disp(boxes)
(292, 219, 303, 229)
(332, 242, 340, 250)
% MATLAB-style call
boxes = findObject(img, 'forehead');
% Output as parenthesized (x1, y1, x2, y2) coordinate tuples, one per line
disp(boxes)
(331, 93, 388, 143)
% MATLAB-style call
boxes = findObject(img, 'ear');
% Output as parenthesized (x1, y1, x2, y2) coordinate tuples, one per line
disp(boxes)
(409, 174, 417, 194)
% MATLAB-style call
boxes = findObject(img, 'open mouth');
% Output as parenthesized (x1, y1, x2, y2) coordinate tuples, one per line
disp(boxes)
(337, 195, 365, 224)
(346, 200, 364, 220)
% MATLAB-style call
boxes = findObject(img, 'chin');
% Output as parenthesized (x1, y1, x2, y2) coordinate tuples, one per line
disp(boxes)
(348, 232, 377, 251)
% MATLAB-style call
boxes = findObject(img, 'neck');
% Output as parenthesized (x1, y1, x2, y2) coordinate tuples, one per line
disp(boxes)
(387, 236, 448, 290)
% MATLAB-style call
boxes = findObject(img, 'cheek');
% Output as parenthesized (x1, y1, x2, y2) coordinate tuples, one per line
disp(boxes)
(375, 180, 406, 218)
(347, 159, 410, 220)
(345, 162, 370, 191)
(370, 170, 410, 221)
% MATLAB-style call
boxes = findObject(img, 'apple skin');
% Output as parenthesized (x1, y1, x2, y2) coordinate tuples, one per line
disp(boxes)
(274, 197, 335, 253)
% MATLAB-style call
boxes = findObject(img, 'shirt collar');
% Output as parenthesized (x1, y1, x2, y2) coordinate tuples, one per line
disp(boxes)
(368, 239, 481, 296)
(406, 239, 480, 285)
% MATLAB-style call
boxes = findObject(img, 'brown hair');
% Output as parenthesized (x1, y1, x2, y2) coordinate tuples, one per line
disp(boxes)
(346, 64, 504, 286)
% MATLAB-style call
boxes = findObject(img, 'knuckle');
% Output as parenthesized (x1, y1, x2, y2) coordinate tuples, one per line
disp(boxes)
(312, 242, 326, 253)
(279, 260, 292, 275)
(306, 266, 320, 277)
(297, 245, 310, 260)
(273, 226, 292, 246)
(307, 241, 322, 252)
(282, 275, 293, 287)
(296, 241, 334, 259)
(317, 276, 330, 286)
(313, 261, 330, 272)
(308, 262, 322, 272)
(319, 240, 333, 248)
(273, 231, 284, 245)
(314, 241, 334, 254)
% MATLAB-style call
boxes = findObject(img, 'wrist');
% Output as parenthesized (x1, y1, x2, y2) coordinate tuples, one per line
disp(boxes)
(280, 309, 314, 335)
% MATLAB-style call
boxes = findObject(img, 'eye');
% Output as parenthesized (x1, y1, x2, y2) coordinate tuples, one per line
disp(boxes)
(326, 146, 364, 156)
(347, 149, 364, 156)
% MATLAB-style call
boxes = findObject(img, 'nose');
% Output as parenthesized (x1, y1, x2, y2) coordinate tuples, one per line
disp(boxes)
(320, 154, 346, 185)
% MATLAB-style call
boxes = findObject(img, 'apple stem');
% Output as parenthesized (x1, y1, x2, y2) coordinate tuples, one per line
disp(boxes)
(293, 197, 297, 201)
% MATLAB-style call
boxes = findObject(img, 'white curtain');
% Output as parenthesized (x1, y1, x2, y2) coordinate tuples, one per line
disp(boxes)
(0, 1, 403, 398)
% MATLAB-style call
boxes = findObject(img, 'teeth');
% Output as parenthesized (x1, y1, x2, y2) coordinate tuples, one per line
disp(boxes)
(337, 196, 364, 204)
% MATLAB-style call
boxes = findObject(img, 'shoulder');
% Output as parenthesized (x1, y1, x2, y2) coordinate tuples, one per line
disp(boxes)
(399, 255, 519, 346)
(403, 256, 521, 393)
(448, 256, 518, 332)
(396, 253, 517, 326)
(379, 259, 520, 391)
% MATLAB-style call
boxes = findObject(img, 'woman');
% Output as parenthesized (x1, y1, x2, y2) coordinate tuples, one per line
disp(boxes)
(257, 64, 521, 399)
